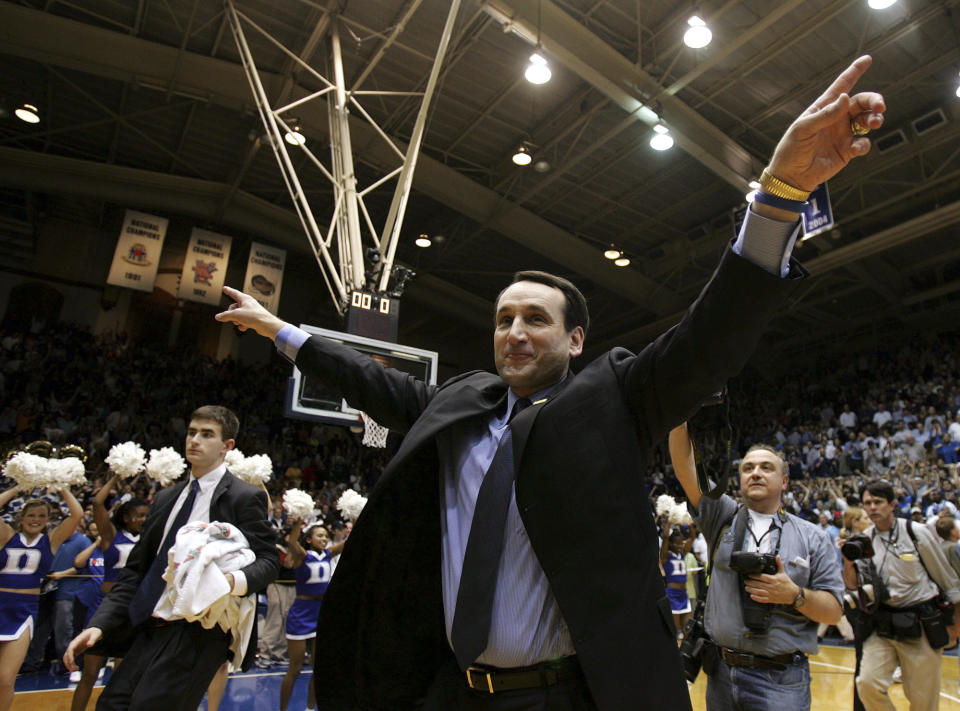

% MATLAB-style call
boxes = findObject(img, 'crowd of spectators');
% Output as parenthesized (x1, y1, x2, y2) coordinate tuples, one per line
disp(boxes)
(649, 332, 960, 530)
(4, 319, 960, 682)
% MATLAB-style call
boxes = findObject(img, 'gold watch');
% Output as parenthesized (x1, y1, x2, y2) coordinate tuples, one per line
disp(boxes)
(792, 586, 807, 610)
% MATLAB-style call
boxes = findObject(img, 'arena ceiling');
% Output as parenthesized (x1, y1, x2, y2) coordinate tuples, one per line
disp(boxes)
(0, 0, 959, 368)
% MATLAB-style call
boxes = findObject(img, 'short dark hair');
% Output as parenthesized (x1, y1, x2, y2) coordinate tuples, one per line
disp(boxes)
(111, 497, 149, 532)
(936, 516, 956, 541)
(742, 443, 786, 475)
(500, 270, 590, 337)
(189, 405, 239, 441)
(859, 479, 895, 503)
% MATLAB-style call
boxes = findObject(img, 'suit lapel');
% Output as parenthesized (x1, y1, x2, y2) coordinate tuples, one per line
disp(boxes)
(390, 378, 507, 465)
(210, 471, 232, 521)
(511, 373, 574, 469)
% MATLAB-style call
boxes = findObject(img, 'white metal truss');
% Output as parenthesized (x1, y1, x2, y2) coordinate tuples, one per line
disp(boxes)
(224, 0, 462, 311)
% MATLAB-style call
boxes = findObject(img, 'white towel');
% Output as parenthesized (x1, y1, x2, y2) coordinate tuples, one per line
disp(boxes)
(155, 521, 257, 670)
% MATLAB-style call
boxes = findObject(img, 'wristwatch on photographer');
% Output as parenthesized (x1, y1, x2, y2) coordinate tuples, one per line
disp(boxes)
(792, 586, 807, 610)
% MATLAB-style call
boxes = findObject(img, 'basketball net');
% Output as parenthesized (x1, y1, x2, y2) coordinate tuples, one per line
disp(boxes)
(360, 412, 389, 448)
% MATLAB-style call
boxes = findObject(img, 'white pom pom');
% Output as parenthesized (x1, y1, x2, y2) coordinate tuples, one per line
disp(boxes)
(655, 494, 676, 519)
(224, 449, 245, 470)
(3, 453, 48, 490)
(146, 447, 187, 487)
(105, 441, 146, 480)
(337, 488, 368, 522)
(671, 501, 693, 526)
(283, 489, 315, 522)
(230, 452, 272, 486)
(46, 458, 86, 489)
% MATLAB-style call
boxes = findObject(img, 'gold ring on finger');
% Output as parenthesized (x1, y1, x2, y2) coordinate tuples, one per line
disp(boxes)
(850, 118, 870, 136)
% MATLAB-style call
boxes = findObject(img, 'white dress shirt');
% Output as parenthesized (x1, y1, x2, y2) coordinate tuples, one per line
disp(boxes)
(153, 462, 247, 619)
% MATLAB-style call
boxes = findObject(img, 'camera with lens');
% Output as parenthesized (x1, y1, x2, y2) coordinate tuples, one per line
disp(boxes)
(729, 551, 778, 576)
(841, 533, 875, 562)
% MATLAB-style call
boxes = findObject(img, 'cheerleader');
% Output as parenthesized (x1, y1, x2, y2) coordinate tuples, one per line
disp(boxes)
(280, 520, 340, 711)
(0, 484, 81, 710)
(68, 474, 147, 711)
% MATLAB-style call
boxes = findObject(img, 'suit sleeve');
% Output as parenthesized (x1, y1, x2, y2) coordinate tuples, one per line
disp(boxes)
(234, 485, 279, 595)
(617, 245, 805, 449)
(295, 335, 436, 434)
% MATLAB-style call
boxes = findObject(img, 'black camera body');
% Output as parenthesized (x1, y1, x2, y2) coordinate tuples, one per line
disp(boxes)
(841, 533, 875, 562)
(729, 551, 778, 576)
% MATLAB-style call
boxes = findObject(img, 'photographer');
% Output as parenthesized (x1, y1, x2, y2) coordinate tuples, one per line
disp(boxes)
(844, 480, 960, 711)
(669, 424, 843, 710)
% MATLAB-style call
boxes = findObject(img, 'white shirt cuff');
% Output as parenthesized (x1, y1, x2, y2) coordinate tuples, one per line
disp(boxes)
(230, 570, 248, 596)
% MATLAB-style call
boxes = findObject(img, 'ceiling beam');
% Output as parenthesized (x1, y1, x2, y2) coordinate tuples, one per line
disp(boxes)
(0, 2, 683, 314)
(588, 198, 960, 354)
(0, 145, 494, 332)
(480, 0, 759, 190)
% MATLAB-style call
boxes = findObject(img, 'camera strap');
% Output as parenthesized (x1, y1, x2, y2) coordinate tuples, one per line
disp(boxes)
(903, 520, 942, 595)
(691, 393, 732, 500)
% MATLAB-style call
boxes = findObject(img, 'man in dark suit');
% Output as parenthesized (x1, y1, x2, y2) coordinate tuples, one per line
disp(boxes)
(216, 57, 885, 710)
(63, 406, 279, 711)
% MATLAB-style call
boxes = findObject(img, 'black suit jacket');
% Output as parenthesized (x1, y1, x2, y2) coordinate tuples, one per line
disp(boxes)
(306, 248, 804, 710)
(90, 469, 279, 670)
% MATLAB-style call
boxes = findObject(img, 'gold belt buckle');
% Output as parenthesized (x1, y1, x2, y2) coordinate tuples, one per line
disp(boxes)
(465, 666, 495, 694)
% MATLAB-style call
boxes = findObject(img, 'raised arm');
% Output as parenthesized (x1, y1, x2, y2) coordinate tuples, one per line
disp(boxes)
(669, 423, 702, 512)
(0, 485, 22, 547)
(93, 473, 120, 549)
(49, 487, 83, 551)
(286, 519, 306, 569)
(74, 537, 101, 569)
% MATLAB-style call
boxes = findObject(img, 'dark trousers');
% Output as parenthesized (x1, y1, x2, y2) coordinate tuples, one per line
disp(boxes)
(95, 620, 230, 711)
(421, 657, 598, 711)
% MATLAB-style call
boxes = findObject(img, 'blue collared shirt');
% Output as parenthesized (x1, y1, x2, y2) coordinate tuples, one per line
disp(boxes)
(437, 382, 575, 667)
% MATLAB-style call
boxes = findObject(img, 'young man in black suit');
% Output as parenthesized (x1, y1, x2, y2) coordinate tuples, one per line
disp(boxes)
(64, 406, 279, 711)
(216, 57, 885, 710)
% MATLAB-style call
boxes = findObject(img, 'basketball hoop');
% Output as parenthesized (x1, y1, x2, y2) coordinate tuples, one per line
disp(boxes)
(360, 412, 389, 448)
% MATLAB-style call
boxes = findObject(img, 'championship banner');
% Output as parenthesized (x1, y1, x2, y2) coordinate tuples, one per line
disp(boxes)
(242, 241, 286, 314)
(106, 210, 169, 293)
(176, 228, 233, 305)
(802, 182, 834, 239)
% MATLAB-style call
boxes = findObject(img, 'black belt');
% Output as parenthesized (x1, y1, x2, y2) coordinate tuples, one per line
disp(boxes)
(719, 647, 805, 670)
(464, 657, 583, 694)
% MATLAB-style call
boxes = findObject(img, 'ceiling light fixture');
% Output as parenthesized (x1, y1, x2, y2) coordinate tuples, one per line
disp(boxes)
(415, 234, 432, 248)
(512, 145, 532, 166)
(532, 159, 551, 173)
(683, 16, 712, 49)
(604, 245, 621, 260)
(14, 103, 39, 124)
(614, 256, 631, 267)
(524, 52, 552, 84)
(866, 0, 897, 8)
(649, 122, 674, 151)
(284, 124, 306, 146)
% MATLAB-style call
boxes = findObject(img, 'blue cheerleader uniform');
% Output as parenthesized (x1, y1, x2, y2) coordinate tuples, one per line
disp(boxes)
(0, 533, 54, 641)
(664, 550, 691, 615)
(285, 549, 333, 640)
(102, 530, 139, 584)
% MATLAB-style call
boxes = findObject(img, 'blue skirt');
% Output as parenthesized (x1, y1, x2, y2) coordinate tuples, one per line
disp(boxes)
(285, 598, 322, 640)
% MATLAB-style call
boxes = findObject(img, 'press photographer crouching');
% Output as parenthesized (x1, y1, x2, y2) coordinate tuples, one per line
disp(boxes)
(844, 480, 960, 711)
(669, 424, 843, 711)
